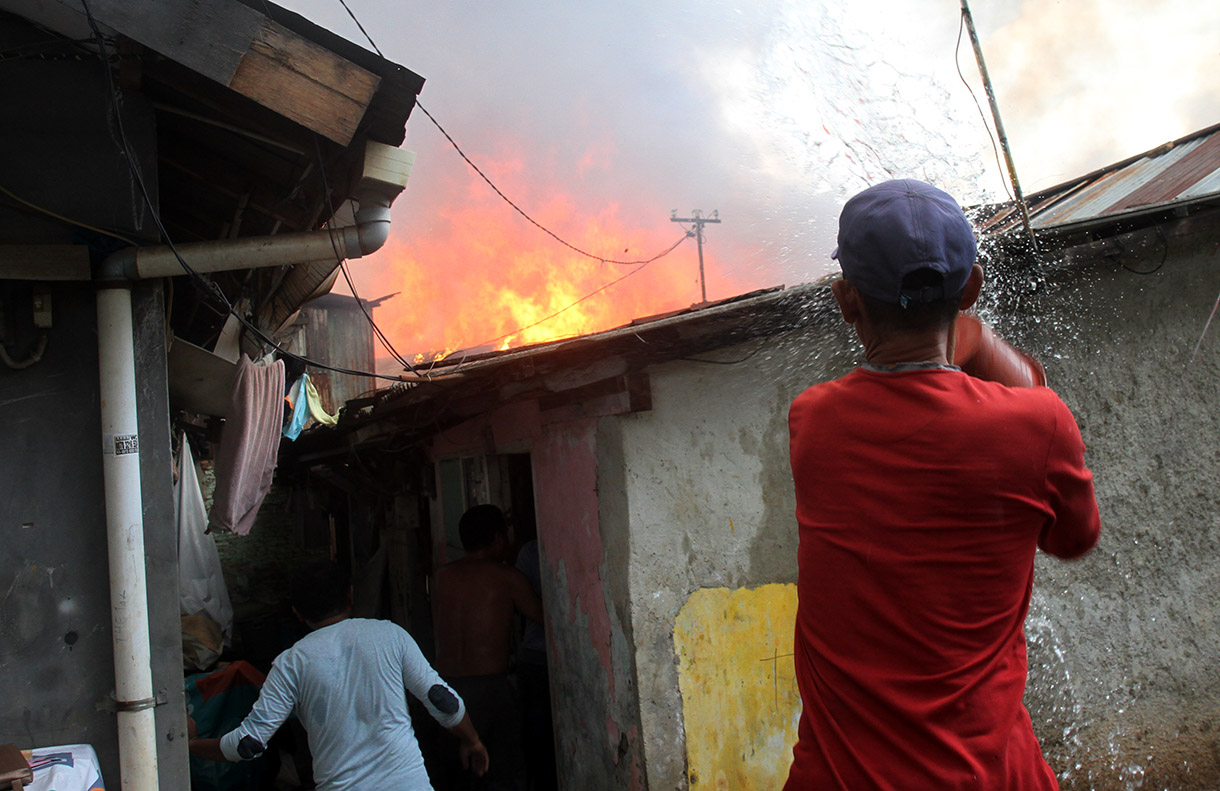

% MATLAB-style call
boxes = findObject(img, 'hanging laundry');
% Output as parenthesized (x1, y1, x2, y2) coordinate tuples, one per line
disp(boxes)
(208, 355, 285, 536)
(176, 433, 233, 644)
(305, 377, 339, 426)
(282, 374, 310, 441)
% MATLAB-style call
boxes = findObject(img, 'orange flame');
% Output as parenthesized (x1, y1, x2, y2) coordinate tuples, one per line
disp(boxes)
(352, 144, 749, 364)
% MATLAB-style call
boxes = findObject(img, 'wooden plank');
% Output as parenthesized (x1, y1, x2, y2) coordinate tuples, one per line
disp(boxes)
(229, 18, 381, 146)
(0, 245, 92, 280)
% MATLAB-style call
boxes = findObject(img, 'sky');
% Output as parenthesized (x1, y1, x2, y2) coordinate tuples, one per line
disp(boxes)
(274, 0, 1220, 363)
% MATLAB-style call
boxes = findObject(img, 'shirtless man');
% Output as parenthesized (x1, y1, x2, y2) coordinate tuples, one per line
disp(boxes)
(432, 504, 543, 791)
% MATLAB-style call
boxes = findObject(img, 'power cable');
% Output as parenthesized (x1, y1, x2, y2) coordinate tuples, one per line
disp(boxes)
(414, 100, 690, 267)
(335, 0, 383, 57)
(0, 182, 140, 246)
(324, 0, 699, 355)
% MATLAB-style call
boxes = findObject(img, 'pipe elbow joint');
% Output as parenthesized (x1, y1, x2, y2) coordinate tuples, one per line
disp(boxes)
(353, 205, 393, 257)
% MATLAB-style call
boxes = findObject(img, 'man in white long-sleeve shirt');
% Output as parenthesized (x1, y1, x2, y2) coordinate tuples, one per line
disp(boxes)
(189, 560, 488, 790)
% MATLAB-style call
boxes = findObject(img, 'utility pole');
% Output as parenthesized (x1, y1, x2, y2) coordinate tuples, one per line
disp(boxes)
(960, 0, 1037, 253)
(670, 209, 720, 303)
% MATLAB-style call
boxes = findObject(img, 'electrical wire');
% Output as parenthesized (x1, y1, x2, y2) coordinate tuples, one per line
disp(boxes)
(79, 0, 413, 383)
(0, 182, 140, 245)
(1119, 226, 1169, 275)
(680, 341, 765, 366)
(335, 0, 383, 57)
(955, 13, 1012, 202)
(84, 0, 689, 383)
(1190, 287, 1220, 365)
(414, 100, 691, 267)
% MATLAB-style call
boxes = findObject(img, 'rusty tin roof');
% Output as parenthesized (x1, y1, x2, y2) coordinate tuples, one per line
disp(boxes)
(978, 122, 1220, 239)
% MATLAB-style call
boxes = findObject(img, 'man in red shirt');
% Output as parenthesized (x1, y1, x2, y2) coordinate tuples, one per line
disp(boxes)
(785, 180, 1101, 790)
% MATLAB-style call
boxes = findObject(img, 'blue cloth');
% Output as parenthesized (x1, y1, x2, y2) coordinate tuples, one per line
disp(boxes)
(282, 375, 310, 441)
(220, 619, 465, 791)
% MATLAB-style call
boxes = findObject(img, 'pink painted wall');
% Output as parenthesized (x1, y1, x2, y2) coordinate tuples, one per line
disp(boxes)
(533, 418, 615, 695)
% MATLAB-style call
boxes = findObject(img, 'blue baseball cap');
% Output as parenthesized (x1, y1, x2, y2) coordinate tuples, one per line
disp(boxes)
(832, 179, 977, 305)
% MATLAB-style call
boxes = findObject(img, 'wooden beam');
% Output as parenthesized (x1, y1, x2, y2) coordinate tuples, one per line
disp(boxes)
(52, 0, 380, 145)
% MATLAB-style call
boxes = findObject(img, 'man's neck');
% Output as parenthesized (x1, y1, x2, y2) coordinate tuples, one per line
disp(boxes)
(861, 321, 956, 366)
(864, 337, 949, 366)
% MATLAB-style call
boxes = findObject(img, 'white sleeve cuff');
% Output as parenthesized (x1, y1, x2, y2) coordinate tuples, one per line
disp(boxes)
(219, 729, 244, 762)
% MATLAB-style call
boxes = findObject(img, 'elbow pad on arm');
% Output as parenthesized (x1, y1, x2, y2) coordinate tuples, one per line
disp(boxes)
(238, 736, 266, 760)
(220, 730, 266, 762)
(424, 682, 466, 728)
(429, 684, 460, 715)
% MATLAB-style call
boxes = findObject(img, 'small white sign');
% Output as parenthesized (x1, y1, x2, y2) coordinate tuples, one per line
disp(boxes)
(104, 433, 140, 456)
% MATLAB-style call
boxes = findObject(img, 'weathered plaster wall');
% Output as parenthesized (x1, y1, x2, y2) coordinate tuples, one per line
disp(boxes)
(0, 282, 187, 789)
(542, 417, 643, 791)
(609, 328, 856, 790)
(996, 219, 1220, 790)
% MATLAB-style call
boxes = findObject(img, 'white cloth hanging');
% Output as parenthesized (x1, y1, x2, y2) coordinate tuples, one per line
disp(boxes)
(208, 355, 285, 535)
(176, 432, 234, 644)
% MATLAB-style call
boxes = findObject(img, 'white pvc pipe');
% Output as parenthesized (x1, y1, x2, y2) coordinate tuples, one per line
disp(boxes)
(121, 204, 393, 280)
(96, 284, 160, 791)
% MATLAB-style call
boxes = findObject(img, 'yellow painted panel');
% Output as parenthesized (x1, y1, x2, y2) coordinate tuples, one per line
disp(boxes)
(674, 584, 800, 790)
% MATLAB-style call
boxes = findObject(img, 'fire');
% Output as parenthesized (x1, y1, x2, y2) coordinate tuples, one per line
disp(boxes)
(355, 142, 734, 363)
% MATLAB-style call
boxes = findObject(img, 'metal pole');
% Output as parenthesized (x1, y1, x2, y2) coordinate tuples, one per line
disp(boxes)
(695, 223, 707, 303)
(960, 0, 1038, 252)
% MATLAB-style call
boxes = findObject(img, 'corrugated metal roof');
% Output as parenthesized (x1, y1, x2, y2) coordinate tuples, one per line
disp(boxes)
(978, 122, 1220, 238)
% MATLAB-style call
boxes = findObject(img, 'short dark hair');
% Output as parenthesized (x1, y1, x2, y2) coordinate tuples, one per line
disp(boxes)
(290, 560, 350, 623)
(459, 504, 506, 552)
(856, 268, 963, 334)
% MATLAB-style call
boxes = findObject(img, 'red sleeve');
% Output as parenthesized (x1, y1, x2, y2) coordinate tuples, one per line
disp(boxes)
(1038, 399, 1102, 559)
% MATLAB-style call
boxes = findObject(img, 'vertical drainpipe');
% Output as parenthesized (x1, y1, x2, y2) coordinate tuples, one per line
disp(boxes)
(95, 277, 160, 791)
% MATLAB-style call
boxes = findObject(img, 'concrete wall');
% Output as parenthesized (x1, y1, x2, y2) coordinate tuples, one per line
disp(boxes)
(0, 281, 188, 789)
(1008, 218, 1220, 790)
(608, 215, 1220, 791)
(608, 328, 854, 790)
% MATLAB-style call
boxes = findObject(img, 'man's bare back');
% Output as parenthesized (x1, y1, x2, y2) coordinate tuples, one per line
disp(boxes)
(433, 553, 542, 678)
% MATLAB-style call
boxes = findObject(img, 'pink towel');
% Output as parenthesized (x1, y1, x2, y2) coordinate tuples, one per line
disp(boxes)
(208, 356, 285, 535)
